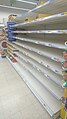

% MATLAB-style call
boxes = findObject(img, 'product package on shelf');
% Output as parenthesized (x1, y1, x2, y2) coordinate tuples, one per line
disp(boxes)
(62, 61, 67, 68)
(63, 51, 67, 60)
(9, 55, 17, 63)
(63, 75, 67, 80)
(61, 49, 67, 119)
(7, 42, 18, 63)
(25, 17, 36, 22)
(36, 14, 49, 19)
(37, 0, 48, 6)
(0, 30, 8, 58)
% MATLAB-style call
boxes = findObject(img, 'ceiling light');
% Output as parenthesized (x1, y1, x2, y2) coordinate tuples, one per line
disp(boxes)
(0, 4, 30, 11)
(16, 0, 37, 5)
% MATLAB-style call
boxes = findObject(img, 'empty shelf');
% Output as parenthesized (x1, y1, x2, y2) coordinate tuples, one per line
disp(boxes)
(13, 36, 67, 50)
(14, 0, 67, 23)
(15, 56, 63, 100)
(12, 30, 67, 34)
(12, 41, 63, 75)
(7, 45, 18, 52)
(12, 13, 67, 28)
(7, 56, 61, 118)
(11, 44, 63, 83)
(7, 1, 66, 118)
(15, 51, 63, 86)
(12, 41, 64, 63)
(7, 51, 14, 58)
(15, 12, 37, 23)
(31, 0, 67, 14)
(9, 42, 63, 75)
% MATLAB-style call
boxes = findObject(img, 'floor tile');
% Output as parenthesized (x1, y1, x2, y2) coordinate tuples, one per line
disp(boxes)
(0, 58, 53, 119)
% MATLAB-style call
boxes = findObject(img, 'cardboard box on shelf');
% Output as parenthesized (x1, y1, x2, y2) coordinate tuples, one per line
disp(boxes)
(60, 104, 67, 119)
(25, 17, 36, 22)
(37, 14, 49, 19)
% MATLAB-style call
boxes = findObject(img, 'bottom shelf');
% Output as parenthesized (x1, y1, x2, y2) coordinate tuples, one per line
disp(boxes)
(6, 56, 61, 119)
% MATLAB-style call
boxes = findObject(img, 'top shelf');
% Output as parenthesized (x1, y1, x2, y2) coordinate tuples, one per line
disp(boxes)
(14, 0, 67, 23)
(30, 0, 67, 14)
(13, 13, 67, 28)
(15, 12, 37, 23)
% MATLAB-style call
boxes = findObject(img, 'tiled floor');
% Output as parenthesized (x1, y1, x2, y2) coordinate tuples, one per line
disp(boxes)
(0, 58, 52, 119)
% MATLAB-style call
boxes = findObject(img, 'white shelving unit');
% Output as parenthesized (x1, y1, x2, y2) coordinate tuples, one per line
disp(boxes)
(12, 13, 67, 28)
(12, 30, 67, 34)
(16, 56, 63, 99)
(7, 0, 67, 118)
(6, 56, 61, 118)
(30, 0, 67, 14)
(15, 12, 37, 23)
(10, 41, 64, 62)
(15, 52, 63, 86)
(14, 0, 67, 23)
(12, 36, 66, 50)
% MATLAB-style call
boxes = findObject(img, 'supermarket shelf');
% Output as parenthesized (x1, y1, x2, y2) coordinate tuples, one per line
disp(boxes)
(7, 50, 17, 58)
(12, 41, 64, 63)
(7, 51, 15, 58)
(12, 36, 67, 50)
(12, 41, 62, 75)
(7, 48, 17, 54)
(6, 56, 61, 118)
(30, 0, 67, 14)
(14, 56, 63, 100)
(15, 12, 37, 23)
(9, 41, 64, 63)
(14, 0, 67, 23)
(13, 13, 67, 28)
(6, 1, 67, 117)
(15, 51, 63, 86)
(7, 45, 18, 52)
(12, 30, 67, 34)
(9, 42, 63, 76)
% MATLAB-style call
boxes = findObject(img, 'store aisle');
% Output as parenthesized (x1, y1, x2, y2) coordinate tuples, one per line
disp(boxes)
(0, 58, 52, 119)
